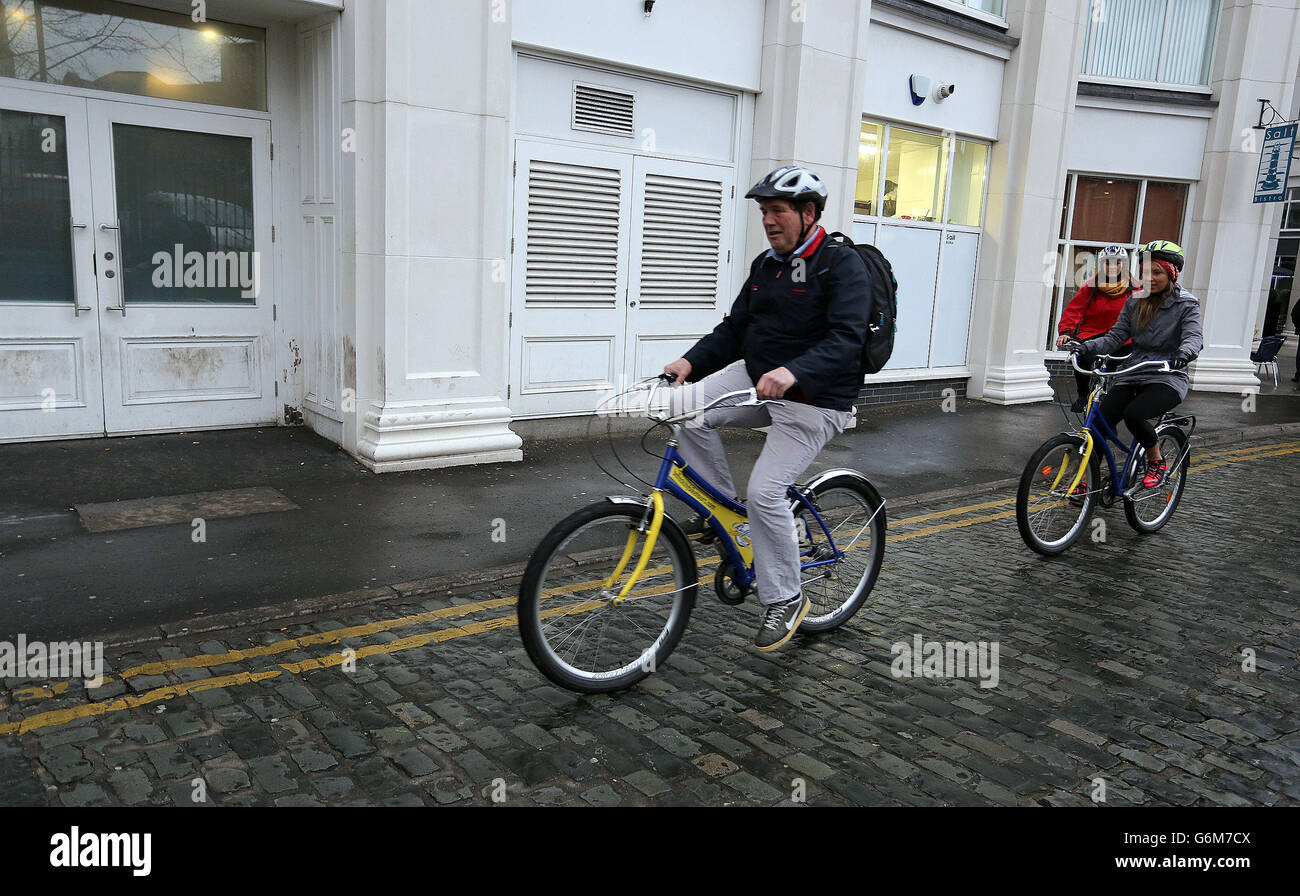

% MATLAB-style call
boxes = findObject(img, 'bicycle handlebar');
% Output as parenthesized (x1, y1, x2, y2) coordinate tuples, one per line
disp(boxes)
(647, 373, 762, 424)
(1069, 353, 1171, 376)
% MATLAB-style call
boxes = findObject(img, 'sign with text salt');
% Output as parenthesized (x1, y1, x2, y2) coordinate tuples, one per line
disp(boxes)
(1254, 124, 1296, 204)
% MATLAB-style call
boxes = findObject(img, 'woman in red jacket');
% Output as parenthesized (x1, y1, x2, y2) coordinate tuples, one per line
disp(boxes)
(1056, 245, 1137, 411)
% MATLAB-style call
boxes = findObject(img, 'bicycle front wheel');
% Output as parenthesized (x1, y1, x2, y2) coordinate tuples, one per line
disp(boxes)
(794, 475, 886, 633)
(517, 502, 697, 694)
(1123, 425, 1189, 533)
(1016, 434, 1100, 555)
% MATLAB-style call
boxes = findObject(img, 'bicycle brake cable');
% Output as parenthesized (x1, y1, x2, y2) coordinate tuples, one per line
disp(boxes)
(587, 388, 648, 492)
(589, 382, 660, 492)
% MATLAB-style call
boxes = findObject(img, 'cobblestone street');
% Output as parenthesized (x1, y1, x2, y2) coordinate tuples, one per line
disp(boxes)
(2, 436, 1298, 807)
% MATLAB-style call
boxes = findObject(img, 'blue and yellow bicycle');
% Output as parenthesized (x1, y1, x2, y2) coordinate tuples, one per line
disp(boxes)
(517, 374, 887, 693)
(1015, 352, 1194, 555)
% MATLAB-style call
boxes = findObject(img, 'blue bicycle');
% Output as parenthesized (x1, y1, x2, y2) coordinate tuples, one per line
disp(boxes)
(517, 375, 886, 693)
(1015, 352, 1195, 555)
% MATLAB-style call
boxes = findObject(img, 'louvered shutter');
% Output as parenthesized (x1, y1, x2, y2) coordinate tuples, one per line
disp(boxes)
(571, 83, 636, 138)
(635, 172, 724, 309)
(524, 159, 622, 307)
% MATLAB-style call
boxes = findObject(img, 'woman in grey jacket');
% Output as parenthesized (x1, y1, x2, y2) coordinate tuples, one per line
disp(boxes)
(1071, 240, 1203, 488)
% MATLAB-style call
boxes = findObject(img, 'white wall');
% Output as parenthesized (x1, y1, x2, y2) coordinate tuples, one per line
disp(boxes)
(861, 20, 1008, 140)
(512, 0, 764, 90)
(1070, 101, 1210, 180)
(514, 55, 738, 163)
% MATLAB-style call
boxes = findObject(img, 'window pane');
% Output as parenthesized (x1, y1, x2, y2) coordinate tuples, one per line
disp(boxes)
(1060, 177, 1074, 240)
(1066, 243, 1107, 295)
(1049, 282, 1071, 350)
(964, 0, 1004, 14)
(0, 0, 266, 110)
(884, 126, 948, 223)
(0, 108, 73, 302)
(854, 121, 884, 216)
(1284, 195, 1300, 231)
(1285, 203, 1300, 231)
(1083, 0, 1163, 81)
(113, 124, 256, 304)
(947, 139, 988, 227)
(1139, 181, 1187, 244)
(1161, 0, 1218, 85)
(1070, 176, 1139, 242)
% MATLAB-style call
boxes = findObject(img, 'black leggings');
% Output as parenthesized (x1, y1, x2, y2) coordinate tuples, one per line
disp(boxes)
(1073, 371, 1091, 402)
(1099, 383, 1181, 449)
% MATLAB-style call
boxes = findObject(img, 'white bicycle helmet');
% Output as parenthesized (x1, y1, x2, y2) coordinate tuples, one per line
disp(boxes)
(745, 165, 828, 214)
(1097, 244, 1127, 261)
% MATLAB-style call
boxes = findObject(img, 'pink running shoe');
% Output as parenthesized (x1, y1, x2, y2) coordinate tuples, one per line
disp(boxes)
(1141, 459, 1168, 489)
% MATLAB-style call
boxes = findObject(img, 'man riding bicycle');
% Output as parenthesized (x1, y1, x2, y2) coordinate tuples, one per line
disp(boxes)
(662, 165, 871, 652)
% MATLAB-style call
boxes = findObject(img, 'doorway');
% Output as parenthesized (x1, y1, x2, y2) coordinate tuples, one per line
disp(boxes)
(0, 82, 275, 442)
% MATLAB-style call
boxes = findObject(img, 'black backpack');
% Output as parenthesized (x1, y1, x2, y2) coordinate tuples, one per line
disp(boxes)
(817, 232, 898, 375)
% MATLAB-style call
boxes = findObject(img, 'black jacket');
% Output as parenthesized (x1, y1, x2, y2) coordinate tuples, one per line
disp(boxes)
(683, 228, 871, 412)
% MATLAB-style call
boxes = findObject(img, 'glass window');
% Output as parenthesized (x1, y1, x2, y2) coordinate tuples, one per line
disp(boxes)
(885, 127, 948, 223)
(113, 124, 256, 304)
(1284, 188, 1300, 231)
(854, 121, 884, 216)
(0, 108, 72, 302)
(1082, 0, 1219, 87)
(1160, 0, 1219, 85)
(1138, 181, 1187, 244)
(1059, 176, 1073, 240)
(1070, 176, 1139, 243)
(0, 0, 266, 110)
(1050, 172, 1195, 348)
(947, 139, 987, 227)
(961, 0, 1004, 15)
(1067, 244, 1103, 294)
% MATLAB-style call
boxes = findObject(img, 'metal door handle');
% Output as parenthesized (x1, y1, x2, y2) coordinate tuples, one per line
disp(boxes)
(99, 222, 125, 315)
(70, 220, 92, 316)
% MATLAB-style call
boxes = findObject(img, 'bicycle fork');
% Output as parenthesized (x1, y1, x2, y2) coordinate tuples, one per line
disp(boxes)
(602, 491, 665, 604)
(1048, 431, 1095, 496)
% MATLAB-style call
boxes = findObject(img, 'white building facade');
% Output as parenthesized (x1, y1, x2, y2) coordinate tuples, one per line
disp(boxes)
(1, 0, 1297, 469)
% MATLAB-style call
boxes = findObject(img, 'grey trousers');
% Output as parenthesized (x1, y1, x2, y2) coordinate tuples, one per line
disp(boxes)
(669, 362, 853, 606)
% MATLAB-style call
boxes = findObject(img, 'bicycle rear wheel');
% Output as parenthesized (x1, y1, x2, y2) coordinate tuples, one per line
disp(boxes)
(1123, 425, 1189, 533)
(1016, 434, 1100, 555)
(517, 502, 697, 694)
(794, 475, 886, 633)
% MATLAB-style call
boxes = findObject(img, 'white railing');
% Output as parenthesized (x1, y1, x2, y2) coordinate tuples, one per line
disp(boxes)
(1081, 0, 1219, 87)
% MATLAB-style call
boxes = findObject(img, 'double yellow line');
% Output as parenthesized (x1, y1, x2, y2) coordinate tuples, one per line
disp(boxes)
(4, 439, 1297, 736)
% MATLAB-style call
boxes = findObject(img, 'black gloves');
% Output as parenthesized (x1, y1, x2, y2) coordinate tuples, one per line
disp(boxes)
(1061, 338, 1087, 355)
(1171, 352, 1193, 370)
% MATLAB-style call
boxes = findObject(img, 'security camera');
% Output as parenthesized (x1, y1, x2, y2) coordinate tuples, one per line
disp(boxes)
(935, 82, 957, 101)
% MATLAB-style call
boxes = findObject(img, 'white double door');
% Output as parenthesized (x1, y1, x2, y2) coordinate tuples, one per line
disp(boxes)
(510, 140, 737, 417)
(0, 84, 275, 442)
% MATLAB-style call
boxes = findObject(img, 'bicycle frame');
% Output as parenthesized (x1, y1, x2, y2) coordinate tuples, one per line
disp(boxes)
(1064, 359, 1194, 499)
(1079, 391, 1147, 498)
(610, 428, 850, 599)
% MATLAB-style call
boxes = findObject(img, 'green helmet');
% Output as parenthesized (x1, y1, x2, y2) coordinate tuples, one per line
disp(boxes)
(1140, 239, 1184, 272)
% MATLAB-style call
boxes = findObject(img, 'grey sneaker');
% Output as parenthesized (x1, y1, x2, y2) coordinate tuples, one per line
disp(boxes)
(680, 514, 716, 543)
(754, 594, 810, 652)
